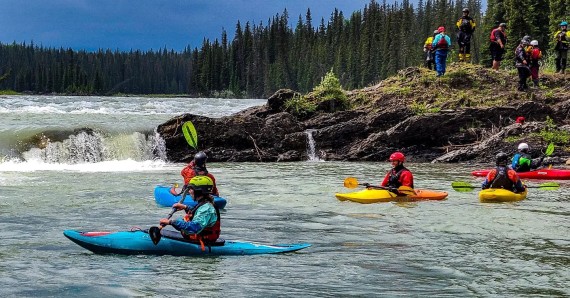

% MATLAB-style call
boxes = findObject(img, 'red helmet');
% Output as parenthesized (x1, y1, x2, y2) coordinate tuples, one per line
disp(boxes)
(389, 152, 405, 163)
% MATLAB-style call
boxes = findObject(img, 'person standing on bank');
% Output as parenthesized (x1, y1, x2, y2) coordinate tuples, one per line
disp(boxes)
(515, 38, 531, 91)
(431, 27, 452, 77)
(554, 21, 570, 74)
(490, 23, 507, 70)
(456, 8, 476, 62)
(423, 30, 439, 70)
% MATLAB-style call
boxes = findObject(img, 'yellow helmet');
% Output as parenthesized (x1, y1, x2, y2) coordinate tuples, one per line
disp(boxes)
(188, 175, 214, 193)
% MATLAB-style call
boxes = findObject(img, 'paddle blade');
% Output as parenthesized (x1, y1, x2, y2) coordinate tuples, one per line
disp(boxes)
(344, 177, 359, 189)
(149, 226, 162, 245)
(545, 143, 554, 156)
(397, 186, 416, 196)
(182, 121, 198, 149)
(537, 182, 560, 190)
(451, 181, 476, 192)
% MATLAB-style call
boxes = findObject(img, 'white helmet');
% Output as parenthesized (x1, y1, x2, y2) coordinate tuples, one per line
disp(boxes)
(530, 40, 538, 46)
(518, 143, 529, 151)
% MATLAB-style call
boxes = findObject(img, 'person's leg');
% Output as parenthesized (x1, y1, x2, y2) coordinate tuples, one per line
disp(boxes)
(555, 50, 562, 73)
(530, 66, 539, 86)
(517, 67, 525, 91)
(435, 51, 443, 76)
(561, 50, 568, 74)
(465, 42, 471, 62)
(441, 51, 448, 75)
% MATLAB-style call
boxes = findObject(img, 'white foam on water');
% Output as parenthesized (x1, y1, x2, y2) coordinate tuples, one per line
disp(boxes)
(0, 158, 173, 173)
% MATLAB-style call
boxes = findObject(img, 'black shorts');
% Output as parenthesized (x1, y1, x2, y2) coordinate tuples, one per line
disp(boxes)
(490, 43, 505, 61)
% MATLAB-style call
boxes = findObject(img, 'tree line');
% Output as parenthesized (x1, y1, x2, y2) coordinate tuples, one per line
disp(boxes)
(0, 0, 566, 98)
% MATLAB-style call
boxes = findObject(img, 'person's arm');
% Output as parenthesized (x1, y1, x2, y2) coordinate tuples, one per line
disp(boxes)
(170, 205, 217, 234)
(399, 171, 414, 187)
(496, 32, 504, 48)
(481, 171, 495, 189)
(508, 170, 526, 192)
(181, 164, 195, 185)
(208, 174, 219, 196)
(530, 156, 544, 170)
(446, 35, 452, 47)
(380, 172, 390, 187)
(471, 19, 476, 31)
(432, 35, 440, 48)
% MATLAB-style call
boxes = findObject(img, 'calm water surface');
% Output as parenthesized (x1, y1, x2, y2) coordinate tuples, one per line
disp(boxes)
(0, 96, 568, 297)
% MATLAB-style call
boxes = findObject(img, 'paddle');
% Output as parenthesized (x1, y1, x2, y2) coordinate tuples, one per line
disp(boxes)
(451, 181, 560, 191)
(182, 121, 198, 150)
(543, 142, 554, 169)
(149, 185, 191, 245)
(343, 177, 416, 196)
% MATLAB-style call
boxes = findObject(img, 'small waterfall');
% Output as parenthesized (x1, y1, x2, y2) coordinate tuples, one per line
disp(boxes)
(22, 130, 168, 164)
(305, 129, 322, 162)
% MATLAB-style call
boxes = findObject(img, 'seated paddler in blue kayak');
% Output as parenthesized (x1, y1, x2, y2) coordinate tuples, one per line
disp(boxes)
(179, 151, 220, 196)
(380, 151, 414, 194)
(160, 175, 221, 250)
(482, 152, 526, 193)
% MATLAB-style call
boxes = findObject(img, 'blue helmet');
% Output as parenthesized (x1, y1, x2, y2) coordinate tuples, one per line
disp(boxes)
(561, 21, 568, 26)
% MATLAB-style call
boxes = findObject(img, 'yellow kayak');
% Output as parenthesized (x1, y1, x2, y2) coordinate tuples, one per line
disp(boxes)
(478, 188, 528, 203)
(335, 188, 448, 204)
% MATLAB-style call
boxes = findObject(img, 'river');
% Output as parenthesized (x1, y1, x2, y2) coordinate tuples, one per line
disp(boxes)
(0, 95, 568, 297)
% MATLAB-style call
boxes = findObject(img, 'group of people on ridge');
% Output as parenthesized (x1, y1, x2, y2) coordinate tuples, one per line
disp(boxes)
(423, 8, 569, 90)
(423, 8, 475, 76)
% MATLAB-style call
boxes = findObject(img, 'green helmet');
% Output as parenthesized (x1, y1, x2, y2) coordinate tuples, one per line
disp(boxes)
(188, 175, 214, 194)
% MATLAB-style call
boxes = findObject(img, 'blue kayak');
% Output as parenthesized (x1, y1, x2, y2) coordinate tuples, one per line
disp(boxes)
(154, 185, 227, 209)
(63, 230, 311, 256)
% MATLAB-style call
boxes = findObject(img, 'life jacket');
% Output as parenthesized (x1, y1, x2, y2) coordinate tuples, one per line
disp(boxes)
(490, 28, 506, 43)
(530, 48, 542, 61)
(459, 17, 473, 32)
(424, 37, 434, 50)
(511, 153, 531, 172)
(556, 30, 569, 50)
(387, 167, 414, 189)
(489, 166, 515, 190)
(183, 200, 221, 250)
(436, 35, 449, 49)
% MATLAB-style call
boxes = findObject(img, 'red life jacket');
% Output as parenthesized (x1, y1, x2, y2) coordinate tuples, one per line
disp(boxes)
(183, 200, 221, 246)
(490, 28, 506, 43)
(436, 35, 449, 49)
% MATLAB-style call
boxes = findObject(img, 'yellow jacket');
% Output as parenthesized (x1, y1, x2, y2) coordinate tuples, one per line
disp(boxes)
(424, 36, 434, 50)
(456, 17, 476, 33)
(554, 30, 570, 44)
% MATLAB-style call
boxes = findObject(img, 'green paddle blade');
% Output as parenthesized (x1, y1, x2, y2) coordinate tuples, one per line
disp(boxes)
(451, 181, 476, 192)
(545, 143, 554, 156)
(182, 121, 198, 149)
(536, 182, 560, 190)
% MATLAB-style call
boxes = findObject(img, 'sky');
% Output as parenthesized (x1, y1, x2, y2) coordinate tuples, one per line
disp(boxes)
(1, 0, 376, 52)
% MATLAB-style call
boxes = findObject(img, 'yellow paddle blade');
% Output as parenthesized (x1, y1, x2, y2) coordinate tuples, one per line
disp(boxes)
(398, 186, 416, 196)
(344, 177, 359, 189)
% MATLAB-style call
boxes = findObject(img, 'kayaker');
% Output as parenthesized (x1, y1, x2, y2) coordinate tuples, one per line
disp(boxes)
(159, 175, 221, 246)
(511, 143, 544, 172)
(528, 40, 542, 87)
(380, 151, 414, 193)
(180, 151, 219, 196)
(482, 152, 526, 193)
